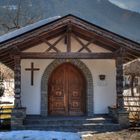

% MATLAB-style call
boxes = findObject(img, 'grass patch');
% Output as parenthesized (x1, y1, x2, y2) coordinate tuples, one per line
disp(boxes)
(92, 130, 140, 140)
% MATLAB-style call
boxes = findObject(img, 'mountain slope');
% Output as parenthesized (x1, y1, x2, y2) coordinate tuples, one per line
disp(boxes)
(0, 0, 140, 43)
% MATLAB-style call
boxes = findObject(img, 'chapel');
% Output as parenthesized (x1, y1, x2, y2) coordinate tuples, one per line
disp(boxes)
(0, 15, 140, 130)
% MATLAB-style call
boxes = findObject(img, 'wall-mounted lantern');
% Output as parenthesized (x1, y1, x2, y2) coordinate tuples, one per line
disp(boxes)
(99, 74, 106, 81)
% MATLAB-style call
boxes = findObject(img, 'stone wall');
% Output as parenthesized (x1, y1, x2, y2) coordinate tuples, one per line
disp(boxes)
(11, 108, 26, 130)
(108, 106, 129, 128)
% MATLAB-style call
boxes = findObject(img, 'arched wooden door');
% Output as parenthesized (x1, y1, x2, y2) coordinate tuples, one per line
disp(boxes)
(48, 63, 86, 116)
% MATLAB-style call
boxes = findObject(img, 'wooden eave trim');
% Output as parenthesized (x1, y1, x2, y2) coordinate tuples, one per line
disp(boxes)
(72, 25, 140, 58)
(1, 28, 66, 53)
(127, 52, 139, 59)
(72, 23, 140, 53)
(72, 30, 116, 52)
(17, 27, 117, 54)
(1, 16, 140, 52)
(0, 15, 140, 66)
(0, 22, 68, 49)
(69, 16, 140, 51)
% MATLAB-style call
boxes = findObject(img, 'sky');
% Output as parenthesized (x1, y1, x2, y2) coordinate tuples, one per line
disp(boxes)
(109, 0, 140, 13)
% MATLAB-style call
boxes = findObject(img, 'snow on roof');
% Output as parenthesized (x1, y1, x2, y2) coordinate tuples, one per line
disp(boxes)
(0, 16, 61, 43)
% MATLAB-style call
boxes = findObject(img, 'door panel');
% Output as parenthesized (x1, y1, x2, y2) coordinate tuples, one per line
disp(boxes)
(48, 63, 86, 116)
(68, 65, 85, 115)
(48, 66, 66, 115)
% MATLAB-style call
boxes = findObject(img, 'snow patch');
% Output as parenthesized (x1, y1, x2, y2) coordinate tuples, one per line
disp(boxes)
(0, 96, 14, 104)
(0, 130, 81, 140)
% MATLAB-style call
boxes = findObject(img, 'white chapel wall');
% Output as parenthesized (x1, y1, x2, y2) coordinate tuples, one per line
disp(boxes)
(21, 59, 116, 115)
(21, 59, 54, 115)
(82, 60, 116, 114)
(21, 36, 116, 115)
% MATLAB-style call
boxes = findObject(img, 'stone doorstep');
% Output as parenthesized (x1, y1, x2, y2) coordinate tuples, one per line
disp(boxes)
(24, 126, 121, 134)
(25, 124, 121, 131)
(26, 116, 112, 121)
(25, 117, 113, 124)
(24, 116, 121, 132)
(25, 121, 114, 126)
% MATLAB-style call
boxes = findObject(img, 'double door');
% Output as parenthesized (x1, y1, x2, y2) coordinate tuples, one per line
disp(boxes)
(48, 63, 86, 116)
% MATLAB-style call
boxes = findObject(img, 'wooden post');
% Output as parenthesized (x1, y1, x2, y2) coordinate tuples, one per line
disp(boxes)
(116, 48, 125, 110)
(66, 24, 71, 52)
(14, 55, 22, 108)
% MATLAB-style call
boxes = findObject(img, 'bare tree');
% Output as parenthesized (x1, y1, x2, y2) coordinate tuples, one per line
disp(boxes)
(0, 0, 45, 102)
(124, 60, 140, 126)
(0, 0, 44, 34)
(0, 63, 14, 98)
(124, 60, 140, 96)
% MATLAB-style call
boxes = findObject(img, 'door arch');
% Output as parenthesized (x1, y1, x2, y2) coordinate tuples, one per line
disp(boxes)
(41, 59, 93, 117)
(48, 63, 86, 116)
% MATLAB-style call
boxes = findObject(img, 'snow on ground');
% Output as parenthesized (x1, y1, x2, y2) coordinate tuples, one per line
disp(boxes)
(0, 130, 81, 140)
(0, 96, 14, 104)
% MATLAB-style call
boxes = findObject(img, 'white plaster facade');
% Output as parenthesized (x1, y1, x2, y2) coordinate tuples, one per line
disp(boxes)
(21, 37, 116, 115)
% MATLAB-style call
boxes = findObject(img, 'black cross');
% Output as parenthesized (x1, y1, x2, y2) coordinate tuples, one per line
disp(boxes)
(25, 62, 40, 86)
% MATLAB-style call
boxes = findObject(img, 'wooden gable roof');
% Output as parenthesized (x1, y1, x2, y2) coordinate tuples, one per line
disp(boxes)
(0, 14, 140, 69)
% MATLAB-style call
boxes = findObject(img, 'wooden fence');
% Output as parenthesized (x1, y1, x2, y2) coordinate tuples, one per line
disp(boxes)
(0, 105, 13, 129)
(124, 95, 140, 123)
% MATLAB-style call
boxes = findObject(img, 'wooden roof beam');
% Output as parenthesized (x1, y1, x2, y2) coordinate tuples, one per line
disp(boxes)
(21, 52, 115, 59)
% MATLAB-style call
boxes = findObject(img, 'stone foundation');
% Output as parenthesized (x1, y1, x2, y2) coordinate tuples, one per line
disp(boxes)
(108, 106, 129, 128)
(11, 107, 26, 130)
